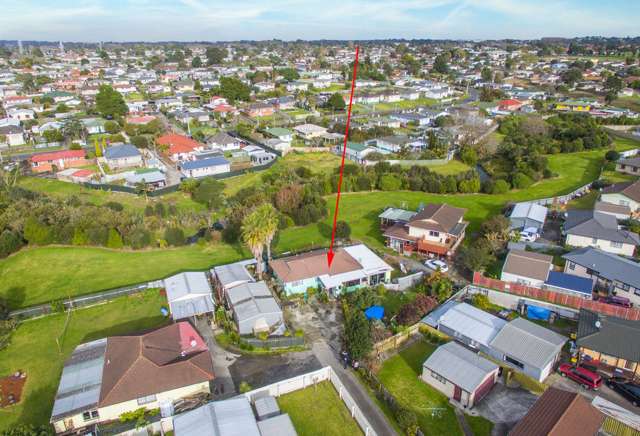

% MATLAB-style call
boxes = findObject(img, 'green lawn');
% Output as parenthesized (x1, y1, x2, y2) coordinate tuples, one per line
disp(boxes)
(18, 177, 204, 213)
(427, 160, 472, 176)
(370, 97, 439, 111)
(277, 382, 363, 436)
(223, 152, 341, 196)
(466, 414, 494, 436)
(0, 289, 170, 430)
(0, 244, 247, 309)
(377, 340, 463, 436)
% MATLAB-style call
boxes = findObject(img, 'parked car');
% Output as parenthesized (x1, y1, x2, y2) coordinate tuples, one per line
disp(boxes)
(596, 295, 633, 308)
(519, 227, 539, 242)
(606, 377, 640, 406)
(425, 259, 449, 272)
(558, 363, 602, 390)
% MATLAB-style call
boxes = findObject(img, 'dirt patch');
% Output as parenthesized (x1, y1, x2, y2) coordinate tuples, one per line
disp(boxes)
(0, 372, 27, 407)
(228, 350, 322, 390)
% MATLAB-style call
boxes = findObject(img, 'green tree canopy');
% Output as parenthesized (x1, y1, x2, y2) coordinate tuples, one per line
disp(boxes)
(95, 85, 128, 118)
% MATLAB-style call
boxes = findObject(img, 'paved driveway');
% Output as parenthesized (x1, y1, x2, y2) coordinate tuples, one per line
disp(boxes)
(473, 380, 538, 431)
(548, 372, 638, 412)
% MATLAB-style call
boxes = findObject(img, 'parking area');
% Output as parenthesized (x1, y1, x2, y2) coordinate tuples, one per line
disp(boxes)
(287, 301, 344, 350)
(548, 371, 639, 413)
(473, 380, 539, 431)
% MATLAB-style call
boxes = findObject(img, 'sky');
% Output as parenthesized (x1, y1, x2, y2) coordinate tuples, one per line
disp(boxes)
(0, 0, 638, 42)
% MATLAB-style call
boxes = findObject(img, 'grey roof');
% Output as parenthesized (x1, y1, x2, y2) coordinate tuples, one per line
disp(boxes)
(489, 317, 566, 369)
(213, 262, 254, 290)
(563, 247, 640, 290)
(619, 157, 640, 168)
(421, 300, 458, 328)
(164, 272, 215, 319)
(226, 281, 272, 306)
(182, 156, 229, 171)
(207, 131, 239, 146)
(577, 309, 640, 363)
(51, 338, 107, 421)
(0, 124, 23, 134)
(423, 342, 499, 393)
(257, 414, 297, 436)
(510, 202, 548, 224)
(126, 170, 165, 185)
(254, 395, 280, 420)
(438, 302, 507, 348)
(378, 207, 416, 223)
(104, 143, 141, 160)
(173, 397, 261, 436)
(564, 210, 640, 245)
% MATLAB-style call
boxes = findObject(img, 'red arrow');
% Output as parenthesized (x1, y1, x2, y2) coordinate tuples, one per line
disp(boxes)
(328, 45, 359, 268)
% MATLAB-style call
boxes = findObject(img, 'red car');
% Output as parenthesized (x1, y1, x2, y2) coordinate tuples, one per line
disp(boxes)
(558, 363, 602, 390)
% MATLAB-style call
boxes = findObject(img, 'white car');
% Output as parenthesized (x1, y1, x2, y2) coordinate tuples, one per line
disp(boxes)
(519, 227, 539, 242)
(425, 259, 449, 272)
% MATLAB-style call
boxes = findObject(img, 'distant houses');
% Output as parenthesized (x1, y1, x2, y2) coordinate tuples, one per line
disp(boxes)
(103, 143, 143, 170)
(30, 149, 89, 173)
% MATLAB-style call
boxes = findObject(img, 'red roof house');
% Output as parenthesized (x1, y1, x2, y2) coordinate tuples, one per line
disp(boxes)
(30, 149, 90, 173)
(498, 99, 524, 112)
(157, 133, 203, 162)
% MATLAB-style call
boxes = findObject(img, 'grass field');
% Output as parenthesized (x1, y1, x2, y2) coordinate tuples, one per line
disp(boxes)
(369, 97, 439, 112)
(466, 414, 494, 436)
(223, 152, 341, 196)
(378, 340, 463, 436)
(18, 177, 204, 213)
(0, 244, 247, 309)
(277, 382, 363, 436)
(0, 290, 170, 430)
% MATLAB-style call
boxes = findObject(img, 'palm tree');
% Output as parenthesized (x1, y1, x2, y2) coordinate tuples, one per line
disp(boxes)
(242, 209, 267, 276)
(257, 203, 279, 262)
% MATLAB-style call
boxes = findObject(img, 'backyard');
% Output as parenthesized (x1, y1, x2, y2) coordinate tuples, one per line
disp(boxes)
(377, 340, 464, 436)
(0, 290, 170, 431)
(276, 381, 363, 436)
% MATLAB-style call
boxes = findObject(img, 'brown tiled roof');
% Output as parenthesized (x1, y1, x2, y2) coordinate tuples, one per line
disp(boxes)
(594, 201, 631, 216)
(269, 248, 362, 283)
(509, 387, 604, 436)
(602, 180, 640, 203)
(409, 204, 466, 233)
(383, 224, 417, 242)
(502, 249, 552, 282)
(99, 322, 214, 407)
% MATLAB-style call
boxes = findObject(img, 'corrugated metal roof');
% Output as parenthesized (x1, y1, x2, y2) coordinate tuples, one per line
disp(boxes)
(545, 271, 594, 296)
(423, 342, 499, 393)
(173, 397, 261, 436)
(170, 296, 215, 320)
(257, 414, 297, 436)
(563, 247, 640, 290)
(438, 302, 506, 347)
(213, 262, 254, 290)
(510, 202, 548, 224)
(164, 272, 212, 301)
(378, 207, 417, 222)
(51, 338, 107, 421)
(227, 282, 272, 306)
(490, 317, 566, 369)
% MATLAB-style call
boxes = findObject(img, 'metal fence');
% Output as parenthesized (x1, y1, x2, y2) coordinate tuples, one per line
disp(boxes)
(244, 336, 305, 349)
(472, 272, 640, 321)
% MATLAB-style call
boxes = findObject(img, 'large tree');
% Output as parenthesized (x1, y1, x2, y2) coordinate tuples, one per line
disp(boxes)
(344, 311, 372, 361)
(242, 207, 267, 276)
(206, 46, 227, 65)
(95, 85, 128, 118)
(218, 77, 251, 103)
(326, 93, 345, 111)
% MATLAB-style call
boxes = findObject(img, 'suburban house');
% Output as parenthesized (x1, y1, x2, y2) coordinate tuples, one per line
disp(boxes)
(435, 302, 506, 357)
(163, 272, 215, 320)
(554, 100, 592, 112)
(563, 210, 640, 256)
(489, 317, 566, 382)
(293, 123, 327, 141)
(509, 387, 605, 436)
(212, 261, 255, 301)
(366, 135, 424, 153)
(264, 127, 293, 143)
(501, 250, 553, 288)
(577, 309, 640, 379)
(594, 200, 631, 220)
(269, 244, 392, 297)
(497, 99, 524, 112)
(508, 202, 547, 232)
(244, 102, 274, 118)
(382, 203, 468, 258)
(224, 281, 284, 335)
(421, 342, 499, 409)
(124, 169, 167, 189)
(81, 118, 106, 135)
(206, 131, 242, 151)
(104, 144, 143, 170)
(335, 141, 377, 164)
(157, 134, 203, 162)
(616, 156, 640, 176)
(173, 395, 296, 436)
(600, 180, 640, 214)
(180, 156, 231, 178)
(30, 149, 89, 173)
(563, 247, 640, 306)
(50, 322, 215, 434)
(0, 124, 25, 147)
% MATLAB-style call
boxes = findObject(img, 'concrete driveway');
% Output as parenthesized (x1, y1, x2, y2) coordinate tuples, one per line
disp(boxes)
(473, 380, 538, 432)
(548, 372, 639, 413)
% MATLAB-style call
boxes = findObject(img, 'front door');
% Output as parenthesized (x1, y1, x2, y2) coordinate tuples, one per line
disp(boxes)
(453, 385, 462, 402)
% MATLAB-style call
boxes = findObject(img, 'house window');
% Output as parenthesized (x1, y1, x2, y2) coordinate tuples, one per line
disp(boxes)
(504, 355, 524, 369)
(429, 231, 440, 237)
(591, 238, 598, 245)
(568, 262, 575, 271)
(82, 410, 99, 421)
(137, 394, 157, 405)
(611, 241, 623, 249)
(430, 371, 447, 384)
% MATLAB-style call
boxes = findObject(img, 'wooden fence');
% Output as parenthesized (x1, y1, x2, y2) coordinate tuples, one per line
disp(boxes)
(472, 272, 640, 321)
